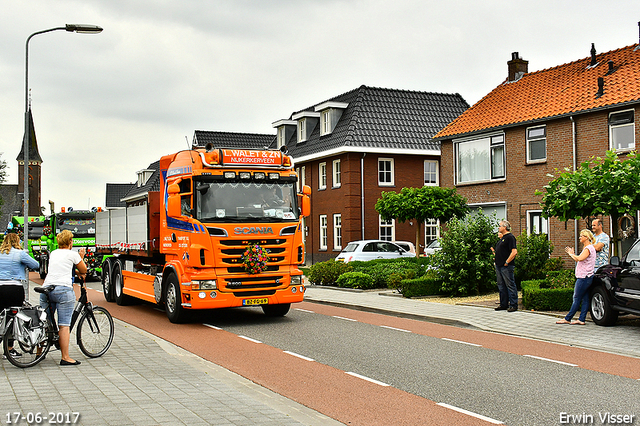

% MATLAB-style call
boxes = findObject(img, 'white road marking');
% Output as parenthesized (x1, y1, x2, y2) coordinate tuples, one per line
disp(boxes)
(294, 308, 315, 313)
(332, 315, 357, 322)
(523, 355, 577, 366)
(203, 324, 222, 330)
(441, 338, 482, 347)
(239, 335, 262, 344)
(345, 372, 390, 387)
(380, 325, 412, 333)
(437, 403, 504, 424)
(284, 351, 315, 362)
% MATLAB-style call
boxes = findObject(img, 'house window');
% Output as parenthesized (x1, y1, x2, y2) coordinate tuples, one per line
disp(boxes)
(295, 167, 301, 192)
(468, 203, 507, 231)
(297, 119, 307, 143)
(319, 215, 328, 250)
(321, 110, 331, 136)
(301, 166, 306, 188)
(609, 110, 635, 151)
(333, 214, 342, 250)
(379, 216, 395, 241)
(319, 162, 327, 190)
(456, 134, 505, 184)
(378, 158, 394, 186)
(424, 218, 439, 245)
(527, 210, 548, 235)
(332, 159, 341, 188)
(527, 125, 546, 162)
(424, 160, 438, 186)
(277, 127, 286, 149)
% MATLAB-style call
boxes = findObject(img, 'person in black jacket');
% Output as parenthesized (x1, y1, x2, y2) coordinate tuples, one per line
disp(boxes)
(494, 220, 518, 312)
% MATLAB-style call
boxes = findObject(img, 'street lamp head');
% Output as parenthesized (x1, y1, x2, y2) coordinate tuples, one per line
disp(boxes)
(65, 24, 103, 34)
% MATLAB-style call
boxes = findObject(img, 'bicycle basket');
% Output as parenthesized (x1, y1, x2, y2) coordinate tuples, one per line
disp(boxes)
(13, 307, 47, 347)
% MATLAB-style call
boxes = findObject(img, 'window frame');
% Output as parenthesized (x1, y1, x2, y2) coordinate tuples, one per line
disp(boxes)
(321, 110, 331, 136)
(319, 215, 328, 250)
(455, 133, 505, 185)
(378, 158, 395, 187)
(332, 159, 341, 188)
(526, 125, 547, 163)
(318, 162, 327, 190)
(424, 218, 440, 246)
(379, 216, 395, 241)
(423, 160, 439, 186)
(526, 210, 548, 236)
(333, 214, 342, 250)
(297, 119, 307, 143)
(609, 110, 635, 152)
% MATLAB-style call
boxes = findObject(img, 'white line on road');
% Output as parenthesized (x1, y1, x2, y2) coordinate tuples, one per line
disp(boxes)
(437, 403, 504, 424)
(284, 351, 315, 362)
(203, 324, 222, 330)
(294, 308, 315, 313)
(332, 316, 357, 322)
(441, 338, 482, 347)
(380, 325, 412, 333)
(523, 355, 577, 366)
(345, 372, 390, 387)
(239, 335, 262, 344)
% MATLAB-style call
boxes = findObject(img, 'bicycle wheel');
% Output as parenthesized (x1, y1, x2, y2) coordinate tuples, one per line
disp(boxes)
(77, 306, 114, 358)
(3, 323, 51, 368)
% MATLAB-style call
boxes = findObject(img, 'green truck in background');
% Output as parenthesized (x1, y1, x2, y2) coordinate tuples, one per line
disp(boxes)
(11, 207, 104, 280)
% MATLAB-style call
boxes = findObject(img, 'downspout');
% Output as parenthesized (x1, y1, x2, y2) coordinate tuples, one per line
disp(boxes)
(361, 153, 366, 240)
(570, 116, 578, 249)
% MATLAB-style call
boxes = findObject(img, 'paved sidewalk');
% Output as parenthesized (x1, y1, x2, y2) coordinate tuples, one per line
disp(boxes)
(1, 283, 342, 426)
(304, 285, 640, 358)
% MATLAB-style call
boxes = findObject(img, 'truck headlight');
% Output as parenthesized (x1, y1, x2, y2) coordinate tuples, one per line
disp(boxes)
(290, 275, 302, 286)
(192, 280, 217, 290)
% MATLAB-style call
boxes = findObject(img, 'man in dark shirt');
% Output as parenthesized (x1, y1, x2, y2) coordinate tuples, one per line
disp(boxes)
(494, 220, 518, 312)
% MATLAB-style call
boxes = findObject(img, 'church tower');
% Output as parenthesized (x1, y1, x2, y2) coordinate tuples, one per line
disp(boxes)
(16, 108, 43, 217)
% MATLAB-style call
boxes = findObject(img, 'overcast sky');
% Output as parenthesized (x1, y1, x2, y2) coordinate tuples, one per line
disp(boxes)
(1, 0, 639, 213)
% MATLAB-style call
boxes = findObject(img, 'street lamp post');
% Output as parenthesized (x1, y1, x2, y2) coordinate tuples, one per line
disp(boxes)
(22, 24, 102, 244)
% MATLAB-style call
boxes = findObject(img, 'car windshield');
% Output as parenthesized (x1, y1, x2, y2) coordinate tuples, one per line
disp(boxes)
(57, 214, 95, 237)
(196, 181, 299, 222)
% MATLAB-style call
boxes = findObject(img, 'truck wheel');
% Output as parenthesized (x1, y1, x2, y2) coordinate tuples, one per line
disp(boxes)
(102, 258, 115, 302)
(164, 274, 188, 323)
(113, 260, 131, 306)
(590, 286, 618, 326)
(261, 303, 291, 317)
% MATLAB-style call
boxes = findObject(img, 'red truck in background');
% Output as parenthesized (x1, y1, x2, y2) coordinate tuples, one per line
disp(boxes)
(96, 144, 310, 323)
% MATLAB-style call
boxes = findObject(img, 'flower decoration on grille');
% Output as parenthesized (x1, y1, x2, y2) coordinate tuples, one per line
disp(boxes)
(43, 225, 52, 236)
(241, 244, 270, 274)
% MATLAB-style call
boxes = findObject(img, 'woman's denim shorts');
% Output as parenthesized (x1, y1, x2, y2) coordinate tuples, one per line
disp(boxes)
(39, 286, 76, 327)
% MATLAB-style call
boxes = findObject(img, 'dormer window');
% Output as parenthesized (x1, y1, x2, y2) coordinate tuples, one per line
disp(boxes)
(272, 119, 297, 149)
(298, 119, 307, 143)
(315, 101, 348, 136)
(292, 111, 320, 143)
(136, 169, 154, 187)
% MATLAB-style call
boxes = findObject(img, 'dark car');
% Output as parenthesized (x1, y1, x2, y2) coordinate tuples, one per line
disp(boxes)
(590, 239, 640, 326)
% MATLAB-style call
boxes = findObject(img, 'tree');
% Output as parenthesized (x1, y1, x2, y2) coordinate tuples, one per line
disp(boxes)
(536, 150, 640, 255)
(375, 186, 468, 256)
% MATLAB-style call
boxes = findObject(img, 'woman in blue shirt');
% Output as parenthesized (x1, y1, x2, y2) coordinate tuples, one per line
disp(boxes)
(0, 233, 39, 357)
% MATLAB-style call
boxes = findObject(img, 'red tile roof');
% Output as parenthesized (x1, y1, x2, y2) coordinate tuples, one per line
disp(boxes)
(434, 44, 640, 139)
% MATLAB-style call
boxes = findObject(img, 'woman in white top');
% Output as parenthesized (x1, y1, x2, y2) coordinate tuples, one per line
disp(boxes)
(40, 230, 87, 365)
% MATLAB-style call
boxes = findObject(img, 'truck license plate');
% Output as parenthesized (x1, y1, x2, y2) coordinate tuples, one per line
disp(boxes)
(243, 298, 269, 306)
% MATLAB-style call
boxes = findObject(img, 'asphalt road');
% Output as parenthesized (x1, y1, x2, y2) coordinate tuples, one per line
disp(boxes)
(79, 279, 640, 426)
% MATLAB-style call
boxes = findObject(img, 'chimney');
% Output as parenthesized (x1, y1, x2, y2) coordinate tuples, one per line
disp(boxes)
(507, 52, 528, 82)
(596, 77, 604, 98)
(606, 60, 615, 75)
(590, 43, 597, 66)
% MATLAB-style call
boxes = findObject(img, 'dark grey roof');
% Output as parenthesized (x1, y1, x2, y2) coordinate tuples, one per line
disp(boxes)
(193, 131, 276, 150)
(282, 85, 469, 159)
(105, 183, 135, 208)
(121, 160, 161, 202)
(0, 184, 21, 232)
(16, 108, 43, 164)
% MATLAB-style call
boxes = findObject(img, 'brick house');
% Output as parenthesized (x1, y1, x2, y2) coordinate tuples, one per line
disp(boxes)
(272, 85, 469, 263)
(433, 43, 640, 261)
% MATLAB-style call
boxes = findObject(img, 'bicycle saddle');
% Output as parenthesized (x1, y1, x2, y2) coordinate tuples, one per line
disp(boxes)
(34, 286, 54, 294)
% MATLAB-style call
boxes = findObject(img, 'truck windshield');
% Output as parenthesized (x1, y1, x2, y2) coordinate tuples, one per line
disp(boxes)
(57, 214, 96, 237)
(196, 181, 299, 222)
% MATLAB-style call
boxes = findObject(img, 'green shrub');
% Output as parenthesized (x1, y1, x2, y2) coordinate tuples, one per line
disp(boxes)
(336, 272, 375, 289)
(434, 211, 498, 296)
(514, 232, 555, 283)
(543, 269, 575, 289)
(400, 273, 444, 298)
(307, 260, 352, 285)
(521, 279, 574, 311)
(349, 258, 422, 289)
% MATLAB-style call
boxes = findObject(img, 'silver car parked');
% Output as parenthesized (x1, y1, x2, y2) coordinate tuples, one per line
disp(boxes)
(335, 240, 415, 263)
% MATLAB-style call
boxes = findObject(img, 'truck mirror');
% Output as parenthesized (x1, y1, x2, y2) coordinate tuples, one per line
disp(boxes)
(167, 194, 182, 218)
(168, 183, 180, 195)
(302, 185, 311, 196)
(301, 194, 311, 217)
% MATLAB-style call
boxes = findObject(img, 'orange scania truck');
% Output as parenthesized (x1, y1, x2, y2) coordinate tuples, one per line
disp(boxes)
(96, 144, 310, 323)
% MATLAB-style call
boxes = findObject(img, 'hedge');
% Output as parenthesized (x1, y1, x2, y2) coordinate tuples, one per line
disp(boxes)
(399, 276, 444, 298)
(521, 279, 574, 311)
(336, 272, 375, 290)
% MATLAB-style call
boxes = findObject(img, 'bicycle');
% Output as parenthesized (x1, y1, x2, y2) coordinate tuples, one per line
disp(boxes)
(2, 278, 115, 368)
(1, 303, 50, 368)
